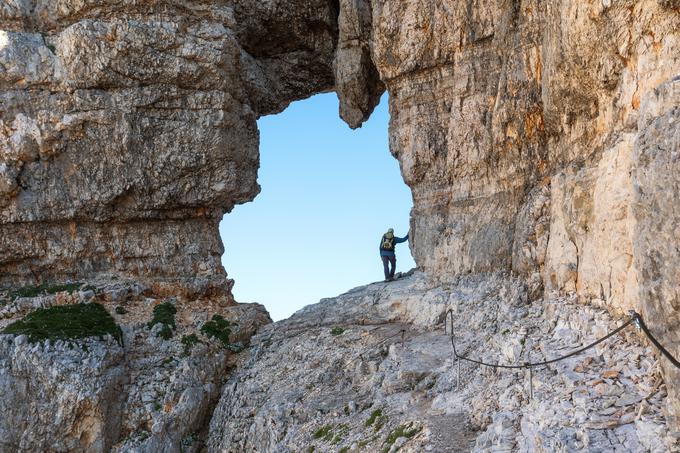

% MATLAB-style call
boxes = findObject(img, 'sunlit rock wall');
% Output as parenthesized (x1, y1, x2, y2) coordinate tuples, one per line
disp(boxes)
(0, 0, 338, 289)
(332, 0, 680, 425)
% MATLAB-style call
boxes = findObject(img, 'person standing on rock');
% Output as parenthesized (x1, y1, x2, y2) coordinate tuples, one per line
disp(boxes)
(379, 228, 409, 282)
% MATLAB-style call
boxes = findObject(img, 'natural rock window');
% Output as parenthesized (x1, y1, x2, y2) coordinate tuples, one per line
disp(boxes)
(220, 93, 415, 321)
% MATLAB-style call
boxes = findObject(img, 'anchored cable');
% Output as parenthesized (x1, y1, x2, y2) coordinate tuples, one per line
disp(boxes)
(631, 311, 680, 369)
(445, 309, 679, 371)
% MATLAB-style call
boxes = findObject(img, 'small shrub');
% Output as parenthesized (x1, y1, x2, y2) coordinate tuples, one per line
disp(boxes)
(1, 303, 123, 345)
(181, 333, 202, 356)
(201, 315, 242, 351)
(157, 324, 173, 340)
(115, 306, 127, 315)
(330, 327, 345, 336)
(148, 302, 176, 339)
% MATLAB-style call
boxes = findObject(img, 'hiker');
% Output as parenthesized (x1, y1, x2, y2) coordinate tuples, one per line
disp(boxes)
(379, 228, 409, 282)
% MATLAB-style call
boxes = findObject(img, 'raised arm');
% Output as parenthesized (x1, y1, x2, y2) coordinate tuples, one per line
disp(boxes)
(394, 234, 409, 244)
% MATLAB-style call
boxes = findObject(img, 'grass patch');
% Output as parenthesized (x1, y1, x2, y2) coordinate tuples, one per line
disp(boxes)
(383, 422, 421, 452)
(332, 424, 349, 444)
(9, 282, 82, 300)
(181, 333, 202, 356)
(330, 327, 345, 336)
(313, 425, 333, 441)
(339, 448, 349, 453)
(374, 415, 387, 432)
(366, 408, 383, 427)
(1, 303, 123, 345)
(148, 302, 176, 340)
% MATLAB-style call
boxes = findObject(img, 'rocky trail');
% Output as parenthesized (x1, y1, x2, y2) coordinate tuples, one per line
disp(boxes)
(208, 271, 678, 452)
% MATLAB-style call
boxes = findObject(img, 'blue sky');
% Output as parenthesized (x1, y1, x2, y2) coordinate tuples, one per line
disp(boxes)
(219, 93, 415, 321)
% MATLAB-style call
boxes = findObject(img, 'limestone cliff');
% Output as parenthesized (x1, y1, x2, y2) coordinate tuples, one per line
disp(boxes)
(0, 0, 338, 290)
(336, 0, 680, 428)
(1, 0, 680, 451)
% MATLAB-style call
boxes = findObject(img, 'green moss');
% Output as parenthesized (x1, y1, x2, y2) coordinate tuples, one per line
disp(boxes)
(181, 333, 202, 356)
(366, 408, 383, 427)
(313, 425, 333, 441)
(148, 302, 176, 339)
(1, 303, 123, 345)
(330, 327, 345, 336)
(10, 282, 82, 300)
(384, 422, 421, 450)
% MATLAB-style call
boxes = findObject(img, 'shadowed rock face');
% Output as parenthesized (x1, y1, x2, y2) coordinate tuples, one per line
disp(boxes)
(0, 0, 339, 289)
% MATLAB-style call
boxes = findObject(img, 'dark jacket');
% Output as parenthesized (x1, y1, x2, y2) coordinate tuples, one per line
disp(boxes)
(379, 233, 409, 257)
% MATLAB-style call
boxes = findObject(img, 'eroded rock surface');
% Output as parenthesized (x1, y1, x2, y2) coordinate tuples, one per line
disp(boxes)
(0, 281, 271, 452)
(0, 335, 126, 452)
(0, 0, 339, 288)
(208, 272, 677, 452)
(343, 0, 680, 426)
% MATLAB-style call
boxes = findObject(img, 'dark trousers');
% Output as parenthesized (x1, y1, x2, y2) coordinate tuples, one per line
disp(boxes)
(381, 255, 396, 280)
